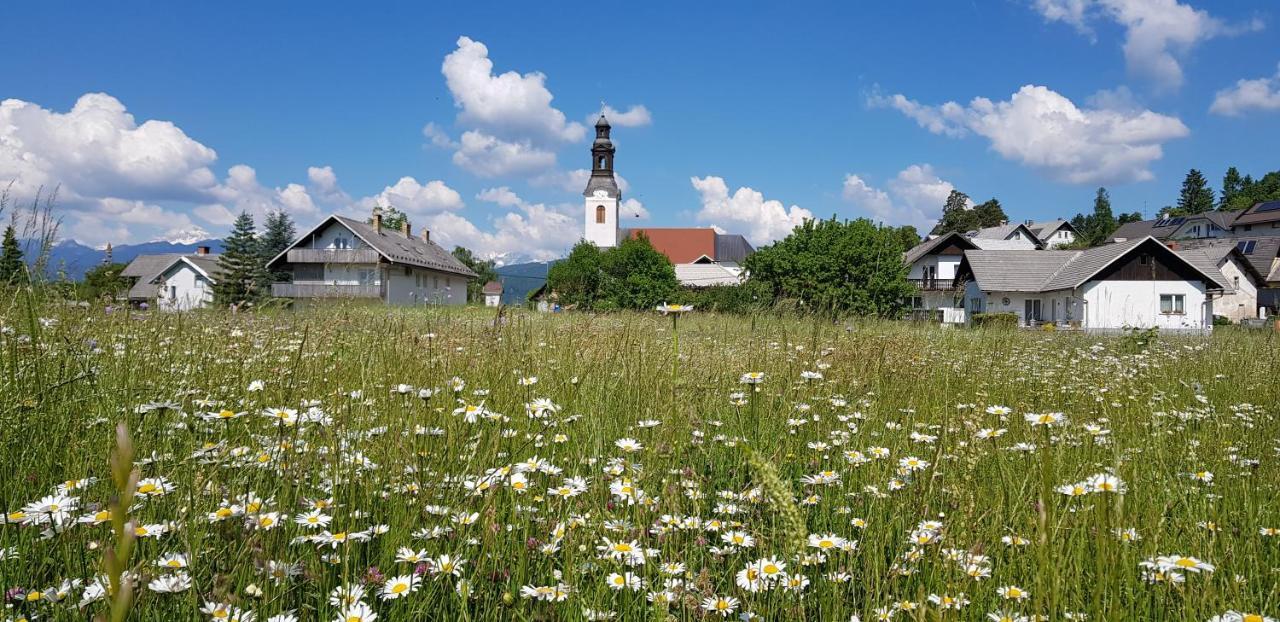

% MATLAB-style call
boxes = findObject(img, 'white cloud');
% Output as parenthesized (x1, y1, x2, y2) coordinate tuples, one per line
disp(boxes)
(531, 168, 631, 194)
(451, 130, 556, 177)
(590, 104, 652, 127)
(437, 187, 581, 261)
(161, 224, 211, 244)
(620, 198, 649, 220)
(690, 176, 812, 245)
(357, 177, 465, 215)
(441, 36, 585, 144)
(307, 165, 350, 205)
(421, 122, 459, 149)
(870, 84, 1189, 184)
(1210, 63, 1280, 116)
(0, 93, 218, 204)
(843, 164, 972, 230)
(204, 164, 322, 223)
(1031, 0, 1262, 89)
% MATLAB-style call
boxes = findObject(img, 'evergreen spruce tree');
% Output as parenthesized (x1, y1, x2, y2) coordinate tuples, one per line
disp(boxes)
(932, 190, 976, 235)
(0, 225, 25, 285)
(1174, 169, 1215, 215)
(214, 212, 268, 307)
(1220, 167, 1244, 210)
(259, 210, 297, 282)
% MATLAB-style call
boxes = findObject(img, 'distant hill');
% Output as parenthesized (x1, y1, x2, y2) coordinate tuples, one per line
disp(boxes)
(495, 261, 553, 304)
(31, 238, 226, 280)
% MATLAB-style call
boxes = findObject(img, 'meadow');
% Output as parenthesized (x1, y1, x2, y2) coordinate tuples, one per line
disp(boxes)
(0, 300, 1277, 621)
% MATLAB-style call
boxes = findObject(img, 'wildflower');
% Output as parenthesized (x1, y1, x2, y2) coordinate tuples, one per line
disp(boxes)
(155, 553, 189, 569)
(1087, 473, 1125, 494)
(432, 554, 465, 577)
(149, 572, 192, 593)
(1024, 412, 1066, 427)
(381, 574, 419, 600)
(337, 602, 378, 622)
(614, 438, 643, 453)
(722, 530, 755, 548)
(985, 405, 1012, 416)
(135, 476, 175, 496)
(740, 372, 765, 384)
(1206, 613, 1276, 622)
(605, 572, 642, 591)
(997, 585, 1030, 601)
(808, 533, 846, 551)
(295, 510, 332, 529)
(701, 595, 740, 617)
(1154, 554, 1215, 573)
(898, 456, 930, 472)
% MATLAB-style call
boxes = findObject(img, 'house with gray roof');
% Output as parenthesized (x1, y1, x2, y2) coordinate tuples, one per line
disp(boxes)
(954, 236, 1229, 332)
(266, 212, 477, 305)
(1110, 210, 1241, 244)
(122, 247, 223, 309)
(901, 232, 1042, 320)
(1025, 219, 1079, 248)
(1171, 238, 1274, 321)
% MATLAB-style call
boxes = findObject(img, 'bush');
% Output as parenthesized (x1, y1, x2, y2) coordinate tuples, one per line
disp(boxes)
(971, 312, 1019, 328)
(672, 281, 773, 315)
(1212, 314, 1232, 326)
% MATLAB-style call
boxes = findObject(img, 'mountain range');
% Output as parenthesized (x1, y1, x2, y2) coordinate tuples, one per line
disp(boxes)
(31, 238, 226, 280)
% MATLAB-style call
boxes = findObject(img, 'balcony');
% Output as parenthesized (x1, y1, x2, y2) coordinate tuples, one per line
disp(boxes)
(285, 248, 381, 264)
(909, 278, 957, 291)
(271, 282, 382, 299)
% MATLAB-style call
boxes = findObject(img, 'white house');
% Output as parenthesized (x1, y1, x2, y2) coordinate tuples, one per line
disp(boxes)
(122, 247, 222, 310)
(1027, 220, 1079, 248)
(150, 250, 223, 311)
(1172, 240, 1269, 322)
(902, 232, 1042, 322)
(482, 281, 503, 307)
(266, 213, 477, 305)
(967, 223, 1042, 248)
(955, 236, 1229, 332)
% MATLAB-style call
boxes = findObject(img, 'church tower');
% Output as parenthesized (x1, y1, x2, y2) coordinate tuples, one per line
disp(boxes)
(583, 113, 621, 248)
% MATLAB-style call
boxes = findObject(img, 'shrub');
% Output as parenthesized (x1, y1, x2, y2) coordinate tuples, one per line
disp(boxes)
(971, 312, 1019, 328)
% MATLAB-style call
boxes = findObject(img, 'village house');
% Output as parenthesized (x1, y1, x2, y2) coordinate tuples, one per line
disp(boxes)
(482, 281, 503, 307)
(1176, 237, 1279, 320)
(266, 213, 476, 305)
(901, 231, 1043, 322)
(1111, 211, 1240, 243)
(1025, 219, 1079, 248)
(122, 246, 223, 311)
(954, 236, 1229, 332)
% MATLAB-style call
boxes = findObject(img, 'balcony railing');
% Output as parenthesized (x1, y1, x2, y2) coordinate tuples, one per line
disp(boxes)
(286, 248, 381, 264)
(909, 278, 957, 291)
(271, 282, 382, 299)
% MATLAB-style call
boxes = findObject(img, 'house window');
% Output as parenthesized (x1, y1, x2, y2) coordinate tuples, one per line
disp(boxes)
(904, 296, 923, 309)
(334, 236, 351, 249)
(1233, 276, 1239, 290)
(433, 276, 439, 289)
(1160, 294, 1185, 314)
(169, 286, 177, 300)
(357, 269, 376, 285)
(596, 205, 606, 224)
(1024, 299, 1043, 322)
(1139, 254, 1151, 265)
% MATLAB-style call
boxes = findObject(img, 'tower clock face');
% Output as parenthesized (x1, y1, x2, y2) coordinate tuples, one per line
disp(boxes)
(592, 190, 609, 198)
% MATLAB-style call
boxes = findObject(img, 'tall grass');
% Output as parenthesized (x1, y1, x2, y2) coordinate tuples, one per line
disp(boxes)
(0, 295, 1276, 621)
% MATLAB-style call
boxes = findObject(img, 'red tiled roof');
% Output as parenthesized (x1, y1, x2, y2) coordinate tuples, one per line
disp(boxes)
(626, 228, 717, 264)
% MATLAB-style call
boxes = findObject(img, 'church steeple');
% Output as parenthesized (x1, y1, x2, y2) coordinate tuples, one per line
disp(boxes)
(583, 112, 621, 248)
(583, 113, 620, 199)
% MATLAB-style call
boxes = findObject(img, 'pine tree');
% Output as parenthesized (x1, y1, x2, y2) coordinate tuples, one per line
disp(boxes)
(1174, 169, 1215, 215)
(972, 198, 1008, 228)
(259, 210, 297, 282)
(0, 226, 25, 284)
(214, 212, 268, 307)
(1220, 167, 1244, 210)
(1088, 187, 1116, 245)
(932, 190, 976, 236)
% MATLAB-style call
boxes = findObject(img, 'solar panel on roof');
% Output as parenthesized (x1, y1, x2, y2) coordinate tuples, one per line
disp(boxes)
(1170, 217, 1186, 226)
(1256, 201, 1280, 213)
(1237, 240, 1256, 254)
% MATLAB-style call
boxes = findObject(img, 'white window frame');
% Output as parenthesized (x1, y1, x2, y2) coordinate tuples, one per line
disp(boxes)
(1159, 294, 1185, 315)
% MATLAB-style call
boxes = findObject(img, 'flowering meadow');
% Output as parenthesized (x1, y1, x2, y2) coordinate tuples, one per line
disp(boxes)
(1, 303, 1277, 621)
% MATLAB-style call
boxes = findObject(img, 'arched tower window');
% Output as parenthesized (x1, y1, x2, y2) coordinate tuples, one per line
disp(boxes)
(596, 205, 606, 224)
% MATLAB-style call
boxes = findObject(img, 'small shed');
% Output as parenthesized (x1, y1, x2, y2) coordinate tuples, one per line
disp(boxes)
(482, 281, 503, 307)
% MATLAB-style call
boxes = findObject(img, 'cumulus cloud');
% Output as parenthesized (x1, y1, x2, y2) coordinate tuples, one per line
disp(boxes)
(690, 176, 812, 245)
(434, 187, 581, 261)
(0, 92, 330, 244)
(870, 84, 1189, 184)
(531, 168, 631, 195)
(307, 165, 350, 205)
(1210, 63, 1280, 116)
(357, 176, 465, 215)
(451, 130, 557, 178)
(620, 198, 649, 220)
(1031, 0, 1262, 89)
(590, 104, 652, 127)
(442, 36, 585, 144)
(843, 165, 971, 230)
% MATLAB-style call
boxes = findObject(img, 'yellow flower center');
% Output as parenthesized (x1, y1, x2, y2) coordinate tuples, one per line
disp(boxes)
(137, 483, 157, 494)
(391, 583, 408, 593)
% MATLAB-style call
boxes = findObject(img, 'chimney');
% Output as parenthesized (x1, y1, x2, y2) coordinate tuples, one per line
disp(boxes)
(1024, 219, 1033, 226)
(373, 212, 382, 234)
(196, 245, 210, 256)
(421, 228, 431, 243)
(402, 220, 411, 238)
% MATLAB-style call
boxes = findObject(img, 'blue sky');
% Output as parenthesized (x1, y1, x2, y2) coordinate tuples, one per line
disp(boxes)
(2, 1, 1278, 259)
